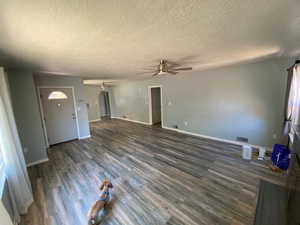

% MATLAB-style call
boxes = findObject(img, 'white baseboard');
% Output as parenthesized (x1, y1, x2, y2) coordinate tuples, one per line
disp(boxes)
(162, 125, 271, 150)
(89, 118, 101, 122)
(111, 116, 151, 125)
(27, 158, 49, 167)
(112, 116, 271, 150)
(79, 135, 91, 140)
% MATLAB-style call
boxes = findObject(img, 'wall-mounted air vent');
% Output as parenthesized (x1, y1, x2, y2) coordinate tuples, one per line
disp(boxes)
(236, 136, 248, 143)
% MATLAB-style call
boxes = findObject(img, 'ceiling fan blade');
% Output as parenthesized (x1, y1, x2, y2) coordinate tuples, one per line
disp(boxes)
(152, 72, 159, 77)
(166, 61, 181, 67)
(140, 67, 161, 73)
(173, 67, 192, 71)
(167, 64, 181, 69)
(177, 55, 199, 63)
(167, 71, 178, 75)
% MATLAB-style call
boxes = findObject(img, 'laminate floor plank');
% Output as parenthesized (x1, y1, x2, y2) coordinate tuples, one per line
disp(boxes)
(21, 119, 286, 225)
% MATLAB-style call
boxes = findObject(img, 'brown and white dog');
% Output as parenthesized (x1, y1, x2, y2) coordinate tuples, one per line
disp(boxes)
(87, 180, 113, 225)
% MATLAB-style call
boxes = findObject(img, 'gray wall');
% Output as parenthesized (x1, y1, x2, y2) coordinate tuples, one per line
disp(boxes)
(35, 74, 90, 138)
(85, 85, 101, 121)
(6, 69, 48, 165)
(110, 58, 289, 147)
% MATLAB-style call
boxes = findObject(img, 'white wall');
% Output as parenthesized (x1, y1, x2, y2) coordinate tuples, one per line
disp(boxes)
(110, 58, 290, 147)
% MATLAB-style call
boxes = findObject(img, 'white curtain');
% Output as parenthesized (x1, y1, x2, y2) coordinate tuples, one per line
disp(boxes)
(0, 201, 13, 225)
(289, 65, 300, 126)
(0, 68, 33, 223)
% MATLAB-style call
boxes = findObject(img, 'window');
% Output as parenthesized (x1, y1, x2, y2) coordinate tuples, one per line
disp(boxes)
(48, 91, 68, 100)
(0, 105, 5, 187)
(0, 146, 3, 173)
(287, 66, 300, 125)
(285, 65, 300, 144)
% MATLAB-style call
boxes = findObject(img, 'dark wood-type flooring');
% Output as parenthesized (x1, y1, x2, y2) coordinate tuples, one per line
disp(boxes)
(21, 119, 286, 225)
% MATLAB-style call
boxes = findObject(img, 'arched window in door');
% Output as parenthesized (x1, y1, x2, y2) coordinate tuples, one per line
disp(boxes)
(48, 91, 68, 100)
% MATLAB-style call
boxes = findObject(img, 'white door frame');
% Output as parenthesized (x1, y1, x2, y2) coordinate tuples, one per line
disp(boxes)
(148, 85, 163, 126)
(37, 86, 80, 147)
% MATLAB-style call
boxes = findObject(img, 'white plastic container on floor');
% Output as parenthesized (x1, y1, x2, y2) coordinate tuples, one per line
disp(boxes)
(258, 147, 266, 160)
(242, 145, 252, 160)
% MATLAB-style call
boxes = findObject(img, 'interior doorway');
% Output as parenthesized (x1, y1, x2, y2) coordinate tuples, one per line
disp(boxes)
(39, 87, 79, 146)
(100, 91, 111, 118)
(149, 86, 162, 127)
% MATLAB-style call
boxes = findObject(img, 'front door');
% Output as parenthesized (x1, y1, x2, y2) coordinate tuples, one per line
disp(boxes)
(40, 87, 78, 145)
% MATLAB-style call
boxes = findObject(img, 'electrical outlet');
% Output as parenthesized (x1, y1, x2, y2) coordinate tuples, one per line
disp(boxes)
(184, 121, 188, 126)
(168, 101, 172, 106)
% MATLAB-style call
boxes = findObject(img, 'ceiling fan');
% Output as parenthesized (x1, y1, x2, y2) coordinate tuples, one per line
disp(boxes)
(146, 59, 193, 77)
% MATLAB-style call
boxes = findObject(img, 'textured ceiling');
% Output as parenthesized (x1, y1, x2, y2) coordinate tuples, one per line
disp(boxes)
(0, 0, 300, 78)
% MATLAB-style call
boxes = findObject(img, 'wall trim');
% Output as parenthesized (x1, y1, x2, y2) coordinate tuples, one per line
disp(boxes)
(162, 125, 272, 150)
(27, 158, 49, 167)
(112, 116, 271, 150)
(79, 135, 91, 140)
(111, 116, 151, 125)
(89, 118, 101, 122)
(37, 86, 81, 147)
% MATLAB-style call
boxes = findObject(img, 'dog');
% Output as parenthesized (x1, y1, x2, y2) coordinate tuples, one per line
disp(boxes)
(87, 179, 113, 225)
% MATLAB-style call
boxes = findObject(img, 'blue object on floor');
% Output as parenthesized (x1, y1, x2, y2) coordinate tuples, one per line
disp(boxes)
(271, 144, 290, 170)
